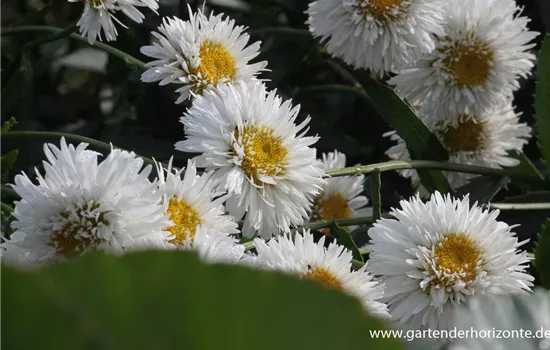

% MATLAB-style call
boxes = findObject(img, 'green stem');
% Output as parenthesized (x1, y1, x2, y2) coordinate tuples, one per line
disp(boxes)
(370, 169, 381, 221)
(1, 202, 14, 214)
(325, 160, 550, 189)
(2, 131, 155, 167)
(1, 25, 147, 70)
(487, 203, 550, 210)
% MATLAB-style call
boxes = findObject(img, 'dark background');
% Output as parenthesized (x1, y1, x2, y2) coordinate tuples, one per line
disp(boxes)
(1, 0, 549, 248)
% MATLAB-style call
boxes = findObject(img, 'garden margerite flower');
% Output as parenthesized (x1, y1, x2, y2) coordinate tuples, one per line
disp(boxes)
(68, 0, 159, 44)
(253, 229, 390, 318)
(176, 81, 326, 238)
(310, 151, 371, 230)
(155, 158, 239, 245)
(366, 192, 533, 330)
(140, 6, 267, 103)
(389, 0, 539, 118)
(131, 226, 247, 265)
(1, 138, 170, 267)
(306, 0, 444, 74)
(385, 103, 531, 190)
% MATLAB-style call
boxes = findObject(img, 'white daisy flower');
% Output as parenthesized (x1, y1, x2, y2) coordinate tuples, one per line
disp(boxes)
(385, 104, 531, 190)
(155, 158, 239, 245)
(68, 0, 159, 44)
(131, 226, 247, 265)
(140, 6, 267, 103)
(310, 151, 371, 232)
(451, 288, 550, 350)
(306, 0, 444, 74)
(176, 81, 326, 238)
(1, 138, 170, 267)
(253, 229, 390, 318)
(366, 192, 533, 330)
(389, 0, 539, 118)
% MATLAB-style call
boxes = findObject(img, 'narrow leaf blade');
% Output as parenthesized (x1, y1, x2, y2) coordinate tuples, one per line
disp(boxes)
(535, 35, 550, 176)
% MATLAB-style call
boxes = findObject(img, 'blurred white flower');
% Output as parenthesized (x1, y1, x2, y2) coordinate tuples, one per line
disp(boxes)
(366, 192, 533, 330)
(389, 0, 539, 118)
(306, 0, 444, 74)
(176, 81, 325, 238)
(385, 103, 531, 190)
(141, 6, 267, 103)
(1, 138, 170, 267)
(451, 288, 550, 350)
(253, 229, 390, 318)
(69, 0, 159, 44)
(309, 150, 371, 232)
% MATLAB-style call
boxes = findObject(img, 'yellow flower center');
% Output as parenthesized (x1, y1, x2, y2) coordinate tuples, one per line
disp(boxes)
(319, 193, 352, 220)
(438, 115, 486, 155)
(165, 196, 202, 245)
(49, 202, 107, 258)
(195, 41, 236, 88)
(234, 125, 288, 183)
(442, 39, 494, 88)
(304, 266, 344, 291)
(359, 0, 409, 22)
(430, 233, 483, 286)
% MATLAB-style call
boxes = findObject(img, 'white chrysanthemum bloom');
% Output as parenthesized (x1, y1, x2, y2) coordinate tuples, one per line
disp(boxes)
(366, 192, 533, 330)
(310, 151, 371, 231)
(68, 0, 159, 44)
(306, 0, 444, 73)
(155, 158, 239, 246)
(253, 229, 390, 318)
(385, 104, 531, 190)
(451, 288, 550, 350)
(389, 0, 539, 118)
(1, 138, 170, 267)
(141, 6, 267, 103)
(131, 226, 247, 265)
(176, 81, 326, 238)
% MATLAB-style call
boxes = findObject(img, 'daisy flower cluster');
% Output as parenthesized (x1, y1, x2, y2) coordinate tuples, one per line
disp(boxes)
(2, 0, 546, 341)
(307, 0, 538, 191)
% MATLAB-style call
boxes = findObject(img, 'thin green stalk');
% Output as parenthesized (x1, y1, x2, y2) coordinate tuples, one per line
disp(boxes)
(1, 25, 147, 70)
(2, 131, 155, 167)
(325, 160, 550, 189)
(487, 203, 550, 210)
(1, 202, 14, 214)
(370, 169, 381, 221)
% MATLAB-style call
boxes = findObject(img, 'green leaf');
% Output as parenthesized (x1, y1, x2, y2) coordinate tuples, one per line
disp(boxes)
(509, 151, 545, 182)
(453, 176, 510, 204)
(535, 34, 550, 176)
(20, 55, 33, 81)
(1, 116, 17, 131)
(1, 149, 19, 175)
(349, 69, 451, 194)
(329, 223, 364, 262)
(3, 251, 402, 350)
(535, 219, 550, 288)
